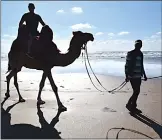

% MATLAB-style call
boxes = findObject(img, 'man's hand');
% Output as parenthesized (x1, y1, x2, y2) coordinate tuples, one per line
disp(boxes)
(125, 77, 130, 82)
(144, 76, 147, 81)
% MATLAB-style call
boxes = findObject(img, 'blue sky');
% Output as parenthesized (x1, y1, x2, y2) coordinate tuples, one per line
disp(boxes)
(1, 1, 161, 54)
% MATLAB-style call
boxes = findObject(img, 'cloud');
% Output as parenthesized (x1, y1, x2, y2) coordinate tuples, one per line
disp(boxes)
(3, 34, 16, 38)
(150, 32, 161, 39)
(56, 9, 65, 14)
(87, 39, 134, 52)
(108, 33, 115, 36)
(87, 37, 161, 52)
(142, 38, 161, 51)
(71, 7, 83, 14)
(95, 32, 104, 36)
(118, 31, 130, 35)
(70, 23, 95, 30)
(156, 32, 161, 35)
(150, 35, 159, 39)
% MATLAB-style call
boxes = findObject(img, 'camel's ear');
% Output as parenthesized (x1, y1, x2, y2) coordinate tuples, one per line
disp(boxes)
(73, 31, 82, 36)
(72, 31, 76, 36)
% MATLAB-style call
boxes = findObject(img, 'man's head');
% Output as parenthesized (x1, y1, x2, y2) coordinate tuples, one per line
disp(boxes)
(28, 3, 35, 13)
(135, 40, 142, 50)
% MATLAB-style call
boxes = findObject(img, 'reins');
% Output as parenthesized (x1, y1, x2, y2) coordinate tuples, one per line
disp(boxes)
(82, 43, 162, 93)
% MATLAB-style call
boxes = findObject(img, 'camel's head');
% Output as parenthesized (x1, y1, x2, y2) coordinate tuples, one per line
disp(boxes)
(72, 31, 94, 44)
(68, 31, 94, 58)
(83, 32, 94, 42)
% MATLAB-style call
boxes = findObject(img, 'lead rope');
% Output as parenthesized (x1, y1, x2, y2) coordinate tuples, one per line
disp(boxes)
(83, 44, 127, 93)
(83, 51, 103, 92)
(82, 44, 162, 93)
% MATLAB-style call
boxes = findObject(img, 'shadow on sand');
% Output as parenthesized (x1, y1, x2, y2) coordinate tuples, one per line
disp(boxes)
(130, 112, 162, 138)
(1, 97, 65, 139)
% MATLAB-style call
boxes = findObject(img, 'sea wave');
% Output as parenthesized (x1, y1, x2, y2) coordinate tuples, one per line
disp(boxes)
(1, 51, 161, 61)
(1, 58, 161, 77)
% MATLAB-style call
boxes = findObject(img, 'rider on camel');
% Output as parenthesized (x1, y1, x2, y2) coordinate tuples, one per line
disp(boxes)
(19, 3, 46, 56)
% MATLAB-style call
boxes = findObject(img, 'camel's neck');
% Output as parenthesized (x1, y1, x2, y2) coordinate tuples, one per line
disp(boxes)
(54, 47, 81, 67)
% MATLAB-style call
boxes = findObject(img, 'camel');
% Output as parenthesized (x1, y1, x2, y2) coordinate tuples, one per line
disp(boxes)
(5, 25, 94, 111)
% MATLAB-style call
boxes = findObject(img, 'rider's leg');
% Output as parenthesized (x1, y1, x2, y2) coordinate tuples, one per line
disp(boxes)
(27, 34, 32, 54)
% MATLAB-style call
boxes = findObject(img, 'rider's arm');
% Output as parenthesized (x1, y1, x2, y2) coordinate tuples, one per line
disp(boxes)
(38, 15, 46, 26)
(19, 14, 26, 27)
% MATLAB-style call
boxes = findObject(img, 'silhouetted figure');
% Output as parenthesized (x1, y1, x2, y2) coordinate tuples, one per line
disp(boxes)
(1, 97, 65, 139)
(6, 28, 94, 108)
(125, 40, 147, 113)
(19, 3, 46, 55)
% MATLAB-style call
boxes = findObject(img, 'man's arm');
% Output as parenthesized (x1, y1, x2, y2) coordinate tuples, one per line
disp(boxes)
(141, 53, 147, 79)
(38, 15, 46, 26)
(19, 14, 26, 27)
(125, 52, 131, 78)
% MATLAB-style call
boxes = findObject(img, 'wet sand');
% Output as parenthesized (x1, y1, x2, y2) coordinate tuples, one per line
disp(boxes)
(1, 72, 162, 139)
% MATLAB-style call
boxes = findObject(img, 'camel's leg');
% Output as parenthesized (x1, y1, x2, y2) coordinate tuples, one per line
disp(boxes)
(47, 71, 67, 111)
(37, 72, 47, 105)
(5, 70, 15, 98)
(14, 74, 25, 102)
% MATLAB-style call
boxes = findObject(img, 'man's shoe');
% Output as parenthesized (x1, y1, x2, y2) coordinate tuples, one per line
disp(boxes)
(126, 103, 132, 111)
(131, 108, 142, 114)
(126, 104, 142, 114)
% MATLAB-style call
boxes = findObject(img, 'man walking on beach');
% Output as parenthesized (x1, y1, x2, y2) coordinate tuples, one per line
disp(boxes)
(19, 3, 46, 56)
(125, 40, 147, 113)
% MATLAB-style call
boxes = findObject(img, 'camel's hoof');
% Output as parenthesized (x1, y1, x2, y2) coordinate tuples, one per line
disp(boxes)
(19, 98, 26, 103)
(5, 93, 10, 98)
(58, 105, 67, 112)
(37, 100, 46, 105)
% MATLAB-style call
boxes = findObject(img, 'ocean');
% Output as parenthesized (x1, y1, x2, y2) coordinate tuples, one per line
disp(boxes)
(1, 51, 161, 78)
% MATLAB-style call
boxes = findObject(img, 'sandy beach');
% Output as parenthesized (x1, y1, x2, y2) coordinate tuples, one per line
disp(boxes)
(1, 72, 162, 139)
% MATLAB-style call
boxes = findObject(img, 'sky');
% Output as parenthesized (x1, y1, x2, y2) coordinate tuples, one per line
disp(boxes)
(1, 1, 162, 55)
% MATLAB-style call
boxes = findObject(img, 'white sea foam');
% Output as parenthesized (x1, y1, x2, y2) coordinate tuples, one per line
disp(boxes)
(1, 57, 161, 77)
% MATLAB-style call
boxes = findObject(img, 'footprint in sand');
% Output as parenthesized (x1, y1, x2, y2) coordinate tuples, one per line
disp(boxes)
(67, 98, 74, 102)
(102, 107, 117, 113)
(85, 88, 91, 90)
(24, 89, 30, 91)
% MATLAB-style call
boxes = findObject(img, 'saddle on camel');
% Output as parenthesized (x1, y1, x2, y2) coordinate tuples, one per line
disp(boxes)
(15, 25, 60, 65)
(6, 22, 94, 108)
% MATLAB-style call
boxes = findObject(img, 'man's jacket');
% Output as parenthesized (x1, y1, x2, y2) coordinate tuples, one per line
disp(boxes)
(125, 50, 144, 78)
